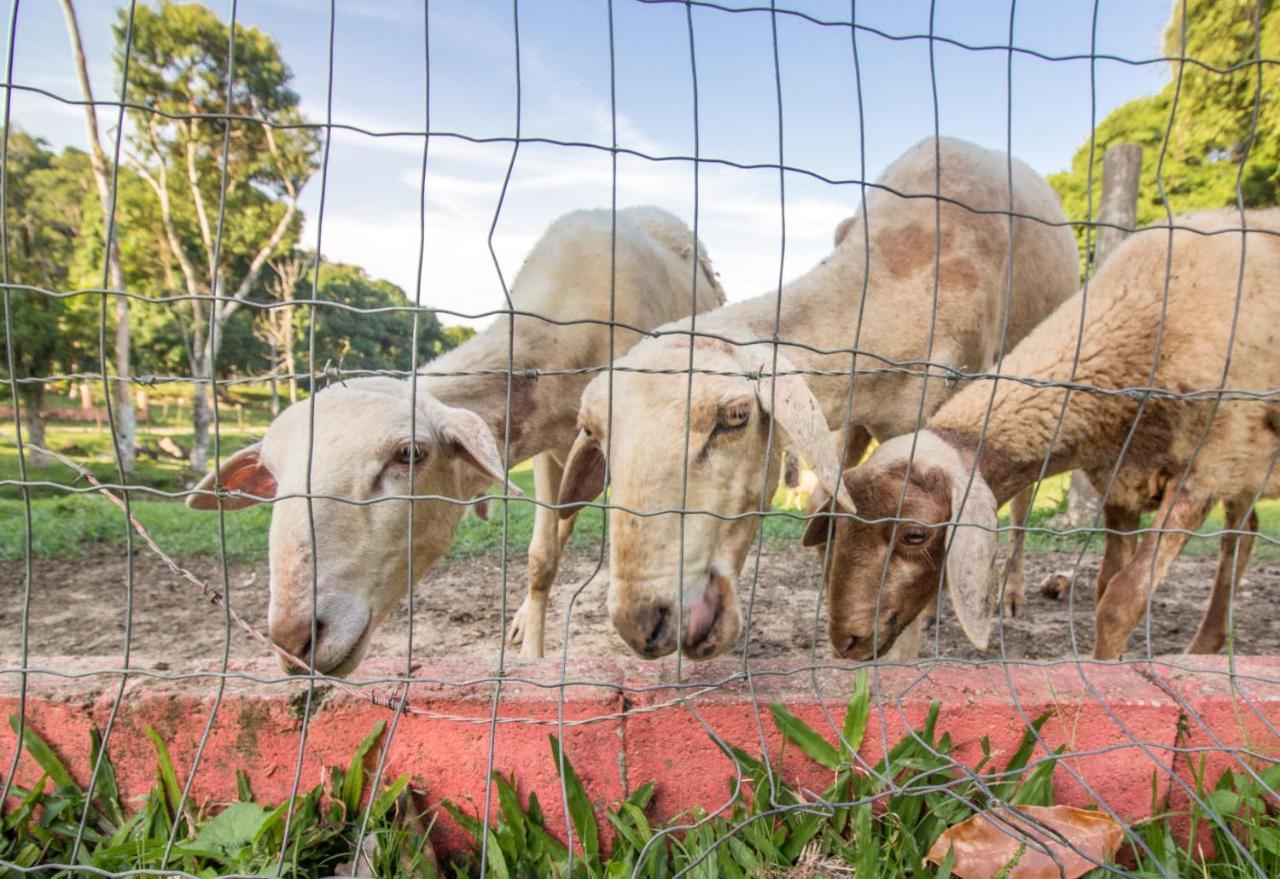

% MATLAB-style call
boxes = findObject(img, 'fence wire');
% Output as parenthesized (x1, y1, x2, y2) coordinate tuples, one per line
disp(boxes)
(2, 1, 1280, 878)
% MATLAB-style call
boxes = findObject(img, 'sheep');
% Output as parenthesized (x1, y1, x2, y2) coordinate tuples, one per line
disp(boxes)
(1038, 480, 1258, 657)
(185, 206, 725, 674)
(808, 208, 1280, 661)
(556, 137, 1080, 660)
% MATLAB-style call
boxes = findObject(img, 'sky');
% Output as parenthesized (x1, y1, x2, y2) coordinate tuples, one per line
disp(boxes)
(12, 0, 1172, 327)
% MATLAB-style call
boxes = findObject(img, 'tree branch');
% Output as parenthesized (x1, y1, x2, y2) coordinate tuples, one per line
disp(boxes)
(218, 196, 297, 325)
(182, 115, 216, 271)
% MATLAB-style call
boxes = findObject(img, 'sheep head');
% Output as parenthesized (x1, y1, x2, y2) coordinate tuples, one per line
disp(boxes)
(805, 430, 999, 659)
(187, 377, 515, 676)
(559, 336, 853, 660)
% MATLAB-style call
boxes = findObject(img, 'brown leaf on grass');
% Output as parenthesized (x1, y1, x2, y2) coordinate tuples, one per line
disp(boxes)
(925, 805, 1123, 879)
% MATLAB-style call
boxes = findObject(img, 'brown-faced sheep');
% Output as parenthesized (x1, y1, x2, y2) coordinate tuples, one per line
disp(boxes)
(557, 137, 1079, 660)
(809, 208, 1280, 661)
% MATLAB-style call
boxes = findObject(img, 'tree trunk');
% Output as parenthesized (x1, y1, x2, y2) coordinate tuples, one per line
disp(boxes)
(18, 383, 50, 469)
(268, 335, 280, 416)
(59, 0, 135, 473)
(1062, 143, 1142, 527)
(284, 300, 298, 405)
(190, 355, 212, 474)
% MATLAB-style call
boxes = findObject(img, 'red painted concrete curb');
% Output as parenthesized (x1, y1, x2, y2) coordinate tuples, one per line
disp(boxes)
(3, 656, 1278, 857)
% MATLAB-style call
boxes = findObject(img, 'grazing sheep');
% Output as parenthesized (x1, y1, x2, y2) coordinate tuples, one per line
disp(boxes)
(810, 208, 1280, 661)
(1038, 480, 1258, 657)
(557, 137, 1079, 660)
(186, 206, 724, 673)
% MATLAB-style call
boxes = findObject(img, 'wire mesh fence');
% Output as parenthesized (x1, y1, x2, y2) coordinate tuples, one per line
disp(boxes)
(2, 1, 1280, 877)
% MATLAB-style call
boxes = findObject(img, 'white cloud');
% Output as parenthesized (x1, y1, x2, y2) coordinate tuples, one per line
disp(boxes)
(303, 140, 856, 331)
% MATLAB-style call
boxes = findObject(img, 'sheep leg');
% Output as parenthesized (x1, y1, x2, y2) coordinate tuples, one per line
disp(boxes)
(1000, 487, 1032, 616)
(1186, 496, 1258, 655)
(1093, 488, 1212, 660)
(509, 450, 567, 659)
(1094, 505, 1140, 603)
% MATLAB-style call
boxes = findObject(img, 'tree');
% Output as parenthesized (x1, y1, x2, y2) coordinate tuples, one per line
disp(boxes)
(1, 133, 98, 467)
(258, 252, 303, 414)
(292, 262, 450, 390)
(117, 0, 319, 472)
(60, 0, 135, 472)
(1049, 0, 1280, 266)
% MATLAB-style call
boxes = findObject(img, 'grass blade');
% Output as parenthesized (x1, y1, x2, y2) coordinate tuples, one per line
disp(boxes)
(342, 720, 386, 815)
(88, 727, 122, 827)
(9, 715, 75, 791)
(769, 703, 840, 771)
(550, 733, 600, 867)
(143, 727, 183, 819)
(841, 668, 871, 759)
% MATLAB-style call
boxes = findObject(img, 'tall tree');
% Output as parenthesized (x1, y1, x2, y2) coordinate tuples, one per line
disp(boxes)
(293, 261, 450, 391)
(259, 252, 303, 414)
(1, 133, 98, 467)
(1050, 0, 1280, 265)
(59, 0, 135, 472)
(117, 1, 318, 472)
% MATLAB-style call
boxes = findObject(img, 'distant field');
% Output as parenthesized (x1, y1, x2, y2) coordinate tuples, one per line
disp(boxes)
(2, 386, 1277, 562)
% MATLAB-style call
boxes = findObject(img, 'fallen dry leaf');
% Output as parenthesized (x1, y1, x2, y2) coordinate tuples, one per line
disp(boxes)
(925, 804, 1123, 879)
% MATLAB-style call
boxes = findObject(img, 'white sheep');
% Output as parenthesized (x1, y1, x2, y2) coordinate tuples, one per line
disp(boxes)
(186, 206, 725, 673)
(810, 208, 1280, 661)
(557, 137, 1080, 660)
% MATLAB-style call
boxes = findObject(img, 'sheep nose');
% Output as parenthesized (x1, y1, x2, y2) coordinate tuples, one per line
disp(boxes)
(270, 613, 330, 671)
(268, 592, 371, 676)
(614, 602, 677, 658)
(836, 633, 868, 660)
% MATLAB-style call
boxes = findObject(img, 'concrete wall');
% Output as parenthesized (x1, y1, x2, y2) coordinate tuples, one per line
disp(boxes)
(3, 656, 1278, 856)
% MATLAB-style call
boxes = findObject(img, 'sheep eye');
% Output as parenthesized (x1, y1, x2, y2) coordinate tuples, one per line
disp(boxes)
(392, 442, 427, 466)
(900, 526, 930, 546)
(717, 404, 751, 432)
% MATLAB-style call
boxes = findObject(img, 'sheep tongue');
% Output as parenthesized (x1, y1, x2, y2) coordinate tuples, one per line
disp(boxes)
(686, 574, 723, 646)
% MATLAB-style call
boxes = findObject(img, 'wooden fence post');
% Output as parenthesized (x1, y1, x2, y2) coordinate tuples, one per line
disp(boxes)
(1060, 143, 1142, 527)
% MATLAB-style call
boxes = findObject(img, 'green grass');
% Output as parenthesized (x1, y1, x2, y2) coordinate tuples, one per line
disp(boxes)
(3, 413, 1277, 562)
(2, 470, 1278, 564)
(4, 671, 1277, 877)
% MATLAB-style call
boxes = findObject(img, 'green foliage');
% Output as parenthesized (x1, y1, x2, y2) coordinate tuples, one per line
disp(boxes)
(5, 685, 1279, 877)
(1050, 0, 1280, 265)
(1, 715, 433, 878)
(295, 261, 450, 382)
(0, 131, 99, 385)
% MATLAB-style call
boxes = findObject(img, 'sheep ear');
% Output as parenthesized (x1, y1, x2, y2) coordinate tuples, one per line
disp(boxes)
(833, 215, 858, 248)
(187, 442, 275, 510)
(801, 483, 837, 547)
(435, 404, 521, 496)
(744, 346, 855, 514)
(944, 467, 1000, 651)
(558, 429, 605, 519)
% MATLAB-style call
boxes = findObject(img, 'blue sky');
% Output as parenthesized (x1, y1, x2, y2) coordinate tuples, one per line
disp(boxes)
(13, 0, 1171, 326)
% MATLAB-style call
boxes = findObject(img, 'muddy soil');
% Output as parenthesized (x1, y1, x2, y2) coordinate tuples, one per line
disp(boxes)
(2, 547, 1278, 670)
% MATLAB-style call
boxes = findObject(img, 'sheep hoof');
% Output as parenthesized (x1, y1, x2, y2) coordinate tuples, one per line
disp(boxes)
(1039, 573, 1071, 601)
(507, 599, 529, 646)
(1003, 589, 1026, 618)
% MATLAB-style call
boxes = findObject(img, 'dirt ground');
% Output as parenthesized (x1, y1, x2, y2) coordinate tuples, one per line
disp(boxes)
(2, 547, 1278, 670)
